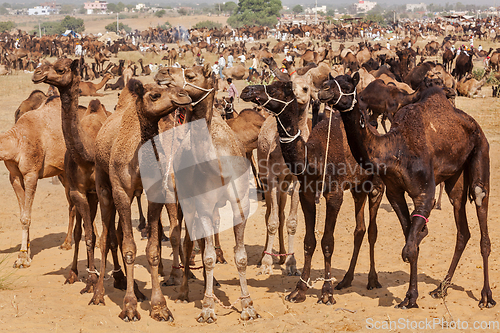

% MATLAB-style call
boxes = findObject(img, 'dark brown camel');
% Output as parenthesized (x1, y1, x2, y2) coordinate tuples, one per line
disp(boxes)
(442, 48, 456, 72)
(319, 72, 494, 310)
(453, 50, 474, 81)
(241, 80, 385, 304)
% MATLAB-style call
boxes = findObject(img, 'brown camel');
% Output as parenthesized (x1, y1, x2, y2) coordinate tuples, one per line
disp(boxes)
(221, 64, 248, 80)
(456, 68, 490, 98)
(14, 85, 57, 122)
(155, 65, 259, 323)
(241, 79, 385, 304)
(138, 58, 151, 76)
(319, 72, 494, 309)
(80, 73, 113, 96)
(94, 50, 109, 74)
(90, 79, 191, 321)
(32, 59, 126, 294)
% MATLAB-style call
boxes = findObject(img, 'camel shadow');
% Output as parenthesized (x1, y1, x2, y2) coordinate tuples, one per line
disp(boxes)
(0, 232, 66, 258)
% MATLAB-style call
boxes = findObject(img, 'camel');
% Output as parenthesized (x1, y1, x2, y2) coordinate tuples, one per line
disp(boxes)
(456, 68, 490, 98)
(138, 58, 151, 76)
(241, 79, 385, 305)
(319, 72, 494, 310)
(356, 67, 375, 91)
(442, 48, 456, 72)
(14, 85, 57, 122)
(155, 65, 259, 323)
(94, 50, 109, 74)
(90, 79, 191, 321)
(104, 75, 125, 91)
(453, 51, 474, 80)
(80, 73, 113, 96)
(221, 64, 248, 80)
(32, 59, 127, 294)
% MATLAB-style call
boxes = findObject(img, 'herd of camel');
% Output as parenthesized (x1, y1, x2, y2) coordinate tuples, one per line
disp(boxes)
(2, 18, 500, 323)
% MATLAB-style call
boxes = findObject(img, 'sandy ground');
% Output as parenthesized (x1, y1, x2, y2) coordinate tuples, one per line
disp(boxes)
(0, 26, 500, 331)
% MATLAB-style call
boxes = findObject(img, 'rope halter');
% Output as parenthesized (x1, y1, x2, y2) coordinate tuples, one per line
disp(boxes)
(223, 98, 233, 114)
(330, 79, 357, 112)
(259, 84, 300, 143)
(181, 68, 214, 107)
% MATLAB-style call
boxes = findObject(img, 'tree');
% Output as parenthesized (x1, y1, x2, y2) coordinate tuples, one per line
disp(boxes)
(293, 5, 303, 14)
(224, 1, 237, 14)
(227, 0, 282, 28)
(155, 9, 166, 17)
(194, 20, 222, 29)
(60, 16, 85, 33)
(178, 8, 188, 15)
(0, 21, 15, 33)
(105, 22, 132, 33)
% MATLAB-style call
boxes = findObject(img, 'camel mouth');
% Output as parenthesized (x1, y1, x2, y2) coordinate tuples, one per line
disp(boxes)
(32, 75, 47, 84)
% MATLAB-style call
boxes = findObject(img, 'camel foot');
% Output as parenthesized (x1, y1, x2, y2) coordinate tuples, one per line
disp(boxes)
(163, 267, 182, 286)
(150, 304, 174, 322)
(241, 297, 260, 320)
(317, 293, 336, 305)
(429, 286, 448, 299)
(89, 288, 105, 305)
(80, 273, 98, 294)
(367, 273, 382, 290)
(175, 292, 189, 304)
(197, 298, 216, 323)
(138, 217, 146, 233)
(285, 256, 300, 276)
(113, 270, 127, 290)
(258, 263, 273, 275)
(479, 289, 496, 309)
(395, 297, 418, 309)
(285, 288, 307, 303)
(59, 242, 72, 250)
(435, 204, 441, 210)
(65, 270, 78, 284)
(335, 275, 353, 290)
(140, 228, 148, 240)
(119, 296, 141, 322)
(13, 254, 31, 268)
(215, 248, 227, 264)
(134, 282, 147, 302)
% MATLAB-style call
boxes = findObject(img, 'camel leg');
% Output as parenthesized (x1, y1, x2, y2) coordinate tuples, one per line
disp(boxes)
(259, 177, 280, 275)
(196, 215, 217, 323)
(366, 179, 384, 290)
(65, 211, 82, 284)
(435, 182, 444, 210)
(176, 229, 194, 303)
(147, 201, 174, 321)
(284, 179, 300, 276)
(60, 202, 76, 250)
(335, 189, 367, 290)
(286, 186, 316, 303)
(213, 209, 227, 264)
(277, 183, 287, 265)
(12, 171, 38, 268)
(134, 189, 147, 237)
(258, 179, 271, 266)
(318, 190, 343, 305)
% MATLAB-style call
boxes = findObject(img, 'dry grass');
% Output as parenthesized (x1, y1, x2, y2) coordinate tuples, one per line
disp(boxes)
(0, 255, 17, 290)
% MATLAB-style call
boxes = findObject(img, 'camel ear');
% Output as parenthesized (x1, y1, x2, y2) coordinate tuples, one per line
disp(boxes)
(128, 78, 144, 97)
(70, 59, 79, 73)
(352, 72, 360, 87)
(203, 63, 212, 78)
(328, 72, 335, 81)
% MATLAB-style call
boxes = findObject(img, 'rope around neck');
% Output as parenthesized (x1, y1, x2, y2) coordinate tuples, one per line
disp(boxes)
(331, 79, 357, 112)
(181, 68, 214, 107)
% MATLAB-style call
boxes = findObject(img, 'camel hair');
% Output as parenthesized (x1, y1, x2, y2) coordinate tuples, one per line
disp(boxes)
(90, 78, 191, 321)
(79, 72, 113, 96)
(241, 80, 385, 305)
(319, 72, 494, 309)
(155, 65, 259, 323)
(32, 58, 128, 294)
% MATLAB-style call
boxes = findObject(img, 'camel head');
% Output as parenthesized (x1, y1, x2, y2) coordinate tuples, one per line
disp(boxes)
(127, 79, 191, 120)
(154, 64, 214, 104)
(32, 58, 79, 88)
(240, 80, 295, 115)
(292, 73, 312, 106)
(318, 72, 360, 112)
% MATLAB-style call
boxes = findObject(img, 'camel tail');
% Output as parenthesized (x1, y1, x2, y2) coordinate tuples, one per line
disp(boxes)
(467, 130, 490, 207)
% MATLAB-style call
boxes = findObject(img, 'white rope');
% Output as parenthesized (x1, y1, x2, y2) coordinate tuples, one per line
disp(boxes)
(300, 276, 336, 289)
(181, 68, 214, 107)
(331, 79, 357, 112)
(86, 268, 100, 276)
(319, 106, 334, 199)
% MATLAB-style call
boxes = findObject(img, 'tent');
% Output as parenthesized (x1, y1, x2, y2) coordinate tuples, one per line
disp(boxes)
(62, 30, 81, 38)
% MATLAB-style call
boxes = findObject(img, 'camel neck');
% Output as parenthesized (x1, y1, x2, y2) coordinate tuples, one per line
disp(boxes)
(58, 75, 95, 167)
(190, 91, 215, 130)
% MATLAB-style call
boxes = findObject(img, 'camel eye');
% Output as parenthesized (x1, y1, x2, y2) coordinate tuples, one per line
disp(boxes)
(303, 87, 308, 92)
(186, 73, 195, 80)
(150, 93, 161, 101)
(56, 69, 64, 74)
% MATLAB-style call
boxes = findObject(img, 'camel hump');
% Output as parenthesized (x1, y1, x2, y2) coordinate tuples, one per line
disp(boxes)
(88, 99, 102, 113)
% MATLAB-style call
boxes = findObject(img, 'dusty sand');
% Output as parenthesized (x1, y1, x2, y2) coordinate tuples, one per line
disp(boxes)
(0, 25, 499, 332)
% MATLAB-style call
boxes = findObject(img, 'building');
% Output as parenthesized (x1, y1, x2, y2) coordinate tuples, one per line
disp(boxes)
(305, 6, 327, 14)
(354, 0, 377, 14)
(136, 3, 146, 11)
(406, 3, 427, 12)
(28, 5, 59, 15)
(84, 1, 108, 14)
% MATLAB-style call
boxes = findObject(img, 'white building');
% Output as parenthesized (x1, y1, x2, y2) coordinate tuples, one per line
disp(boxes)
(28, 6, 57, 15)
(406, 3, 427, 12)
(136, 3, 146, 11)
(354, 0, 377, 14)
(305, 6, 327, 14)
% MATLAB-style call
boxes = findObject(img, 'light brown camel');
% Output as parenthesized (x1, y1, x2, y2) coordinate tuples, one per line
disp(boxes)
(320, 73, 495, 309)
(14, 85, 57, 122)
(221, 64, 248, 80)
(94, 50, 109, 74)
(457, 68, 490, 98)
(255, 73, 312, 276)
(0, 96, 67, 267)
(90, 79, 191, 321)
(155, 65, 259, 323)
(138, 58, 151, 76)
(32, 59, 126, 293)
(80, 73, 113, 96)
(241, 79, 385, 304)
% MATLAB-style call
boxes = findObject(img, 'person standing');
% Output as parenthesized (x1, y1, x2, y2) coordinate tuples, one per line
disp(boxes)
(227, 52, 234, 68)
(218, 54, 226, 79)
(238, 53, 246, 64)
(227, 78, 238, 100)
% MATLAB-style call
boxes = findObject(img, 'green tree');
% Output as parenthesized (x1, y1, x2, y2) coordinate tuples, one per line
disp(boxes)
(60, 4, 74, 14)
(326, 9, 335, 16)
(39, 21, 63, 35)
(178, 8, 188, 15)
(194, 20, 222, 29)
(2, 2, 10, 8)
(155, 9, 166, 17)
(223, 1, 237, 14)
(227, 0, 282, 28)
(105, 22, 132, 33)
(0, 21, 15, 33)
(60, 16, 85, 33)
(292, 5, 303, 14)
